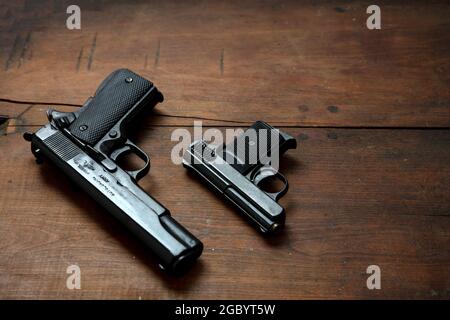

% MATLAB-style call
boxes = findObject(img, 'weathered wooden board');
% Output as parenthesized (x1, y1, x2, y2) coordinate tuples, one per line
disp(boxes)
(0, 127, 449, 299)
(0, 0, 449, 127)
(1, 0, 449, 300)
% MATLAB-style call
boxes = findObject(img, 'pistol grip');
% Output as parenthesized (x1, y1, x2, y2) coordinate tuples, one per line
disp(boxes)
(68, 69, 163, 146)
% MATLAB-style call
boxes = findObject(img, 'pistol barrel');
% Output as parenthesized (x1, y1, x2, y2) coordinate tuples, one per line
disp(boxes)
(27, 124, 203, 274)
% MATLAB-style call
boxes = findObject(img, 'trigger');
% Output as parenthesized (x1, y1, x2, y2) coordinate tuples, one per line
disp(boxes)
(110, 145, 132, 162)
(253, 168, 289, 202)
(110, 141, 151, 181)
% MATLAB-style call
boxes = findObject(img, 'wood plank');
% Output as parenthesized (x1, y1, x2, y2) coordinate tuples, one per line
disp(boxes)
(0, 100, 237, 127)
(1, 0, 449, 301)
(0, 126, 449, 299)
(0, 0, 449, 127)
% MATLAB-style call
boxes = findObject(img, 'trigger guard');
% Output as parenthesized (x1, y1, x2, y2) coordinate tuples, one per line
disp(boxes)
(252, 168, 289, 202)
(110, 141, 150, 181)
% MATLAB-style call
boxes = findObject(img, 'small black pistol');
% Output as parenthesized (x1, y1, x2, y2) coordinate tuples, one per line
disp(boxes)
(183, 121, 297, 234)
(24, 69, 203, 274)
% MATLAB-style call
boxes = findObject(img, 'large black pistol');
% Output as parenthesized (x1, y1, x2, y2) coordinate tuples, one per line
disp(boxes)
(23, 69, 203, 274)
(183, 121, 297, 234)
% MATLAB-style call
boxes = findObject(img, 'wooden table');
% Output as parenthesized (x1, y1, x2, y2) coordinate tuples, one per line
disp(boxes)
(0, 0, 449, 299)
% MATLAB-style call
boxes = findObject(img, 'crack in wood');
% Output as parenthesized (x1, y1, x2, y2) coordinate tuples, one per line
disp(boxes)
(4, 122, 450, 130)
(18, 31, 32, 68)
(0, 97, 245, 124)
(87, 33, 97, 71)
(0, 97, 81, 107)
(220, 48, 224, 76)
(154, 39, 160, 68)
(153, 111, 246, 124)
(76, 47, 83, 71)
(4, 34, 20, 70)
(1, 98, 450, 130)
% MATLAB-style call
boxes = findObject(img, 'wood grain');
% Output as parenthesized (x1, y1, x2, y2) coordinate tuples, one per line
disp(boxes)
(0, 0, 449, 127)
(0, 0, 449, 299)
(0, 127, 449, 299)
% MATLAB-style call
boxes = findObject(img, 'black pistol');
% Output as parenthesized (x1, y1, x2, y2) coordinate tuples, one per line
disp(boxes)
(24, 69, 203, 274)
(183, 121, 297, 234)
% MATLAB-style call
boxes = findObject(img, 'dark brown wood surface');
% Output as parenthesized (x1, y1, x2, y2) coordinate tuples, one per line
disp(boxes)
(0, 0, 449, 299)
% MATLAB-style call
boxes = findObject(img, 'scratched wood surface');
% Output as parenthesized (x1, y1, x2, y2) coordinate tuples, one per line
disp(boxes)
(0, 0, 449, 299)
